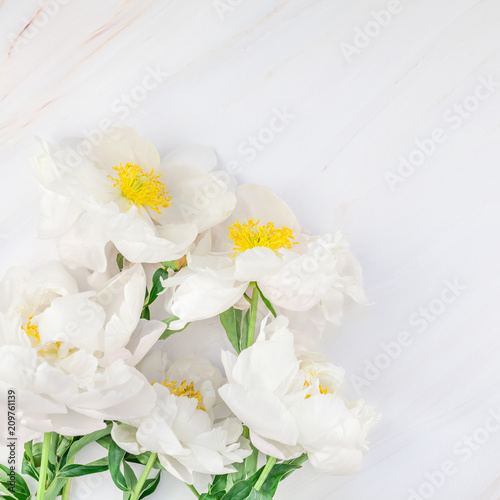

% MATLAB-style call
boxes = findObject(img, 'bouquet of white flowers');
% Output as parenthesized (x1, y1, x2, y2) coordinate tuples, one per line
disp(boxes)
(0, 127, 378, 500)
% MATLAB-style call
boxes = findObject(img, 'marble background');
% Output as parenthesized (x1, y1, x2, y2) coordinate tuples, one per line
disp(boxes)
(1, 0, 500, 498)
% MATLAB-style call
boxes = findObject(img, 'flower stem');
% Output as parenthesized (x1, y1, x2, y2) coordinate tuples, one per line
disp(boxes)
(36, 432, 52, 500)
(246, 283, 259, 348)
(60, 456, 74, 500)
(186, 483, 200, 498)
(254, 455, 277, 492)
(130, 452, 157, 500)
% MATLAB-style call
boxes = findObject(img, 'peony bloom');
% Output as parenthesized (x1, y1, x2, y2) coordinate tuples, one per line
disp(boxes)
(29, 126, 237, 272)
(163, 184, 365, 329)
(111, 351, 250, 484)
(0, 262, 163, 443)
(218, 315, 378, 475)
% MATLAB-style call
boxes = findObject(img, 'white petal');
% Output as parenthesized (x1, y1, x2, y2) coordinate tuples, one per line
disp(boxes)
(37, 294, 106, 352)
(160, 145, 217, 177)
(249, 430, 303, 461)
(85, 126, 161, 174)
(308, 447, 363, 475)
(58, 212, 110, 272)
(170, 274, 248, 323)
(31, 262, 79, 296)
(111, 423, 142, 455)
(218, 385, 298, 446)
(229, 327, 298, 392)
(225, 184, 300, 233)
(124, 319, 165, 366)
(93, 264, 146, 352)
(234, 247, 283, 282)
(38, 191, 83, 239)
(49, 410, 107, 437)
(321, 288, 345, 325)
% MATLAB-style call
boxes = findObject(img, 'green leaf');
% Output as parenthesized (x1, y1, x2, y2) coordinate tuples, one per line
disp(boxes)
(122, 461, 137, 489)
(141, 286, 150, 319)
(108, 440, 130, 492)
(220, 468, 261, 500)
(220, 458, 305, 500)
(245, 442, 259, 477)
(280, 454, 308, 480)
(144, 268, 169, 307)
(125, 452, 162, 469)
(47, 432, 58, 481)
(199, 495, 219, 500)
(56, 435, 72, 459)
(66, 423, 112, 461)
(138, 470, 161, 499)
(240, 310, 250, 353)
(58, 457, 109, 478)
(96, 434, 113, 450)
(117, 253, 124, 271)
(209, 474, 227, 495)
(225, 461, 246, 491)
(22, 443, 38, 481)
(21, 456, 38, 482)
(255, 284, 277, 318)
(23, 443, 33, 464)
(246, 490, 272, 500)
(220, 480, 254, 500)
(220, 307, 243, 354)
(161, 258, 185, 272)
(258, 462, 305, 497)
(31, 443, 43, 461)
(42, 476, 68, 500)
(0, 465, 31, 500)
(0, 482, 18, 499)
(159, 316, 189, 340)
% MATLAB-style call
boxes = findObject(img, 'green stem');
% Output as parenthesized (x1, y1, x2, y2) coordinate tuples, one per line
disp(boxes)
(186, 483, 200, 498)
(254, 456, 277, 492)
(36, 433, 52, 500)
(130, 452, 157, 500)
(60, 456, 74, 500)
(246, 283, 259, 348)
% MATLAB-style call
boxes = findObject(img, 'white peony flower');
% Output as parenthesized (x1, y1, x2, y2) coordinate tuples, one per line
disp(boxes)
(218, 315, 378, 475)
(29, 126, 237, 272)
(111, 351, 250, 484)
(0, 262, 164, 443)
(163, 184, 365, 331)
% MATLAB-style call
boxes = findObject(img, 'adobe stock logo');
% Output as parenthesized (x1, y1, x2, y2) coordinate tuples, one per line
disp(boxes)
(408, 406, 500, 499)
(340, 0, 403, 63)
(385, 74, 499, 190)
(212, 0, 244, 21)
(226, 106, 295, 175)
(7, 0, 71, 53)
(350, 279, 467, 393)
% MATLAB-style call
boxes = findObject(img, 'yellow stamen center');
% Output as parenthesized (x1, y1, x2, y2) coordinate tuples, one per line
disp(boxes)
(108, 163, 171, 214)
(152, 378, 205, 411)
(228, 218, 297, 256)
(303, 379, 332, 399)
(21, 316, 63, 355)
(22, 316, 40, 343)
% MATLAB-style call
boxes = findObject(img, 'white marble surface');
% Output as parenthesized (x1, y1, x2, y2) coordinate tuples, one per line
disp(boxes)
(1, 0, 500, 498)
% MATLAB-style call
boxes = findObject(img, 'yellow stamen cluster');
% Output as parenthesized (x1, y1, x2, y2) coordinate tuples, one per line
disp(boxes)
(303, 379, 332, 399)
(152, 378, 205, 411)
(22, 316, 40, 343)
(108, 163, 171, 214)
(21, 316, 62, 355)
(227, 219, 297, 256)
